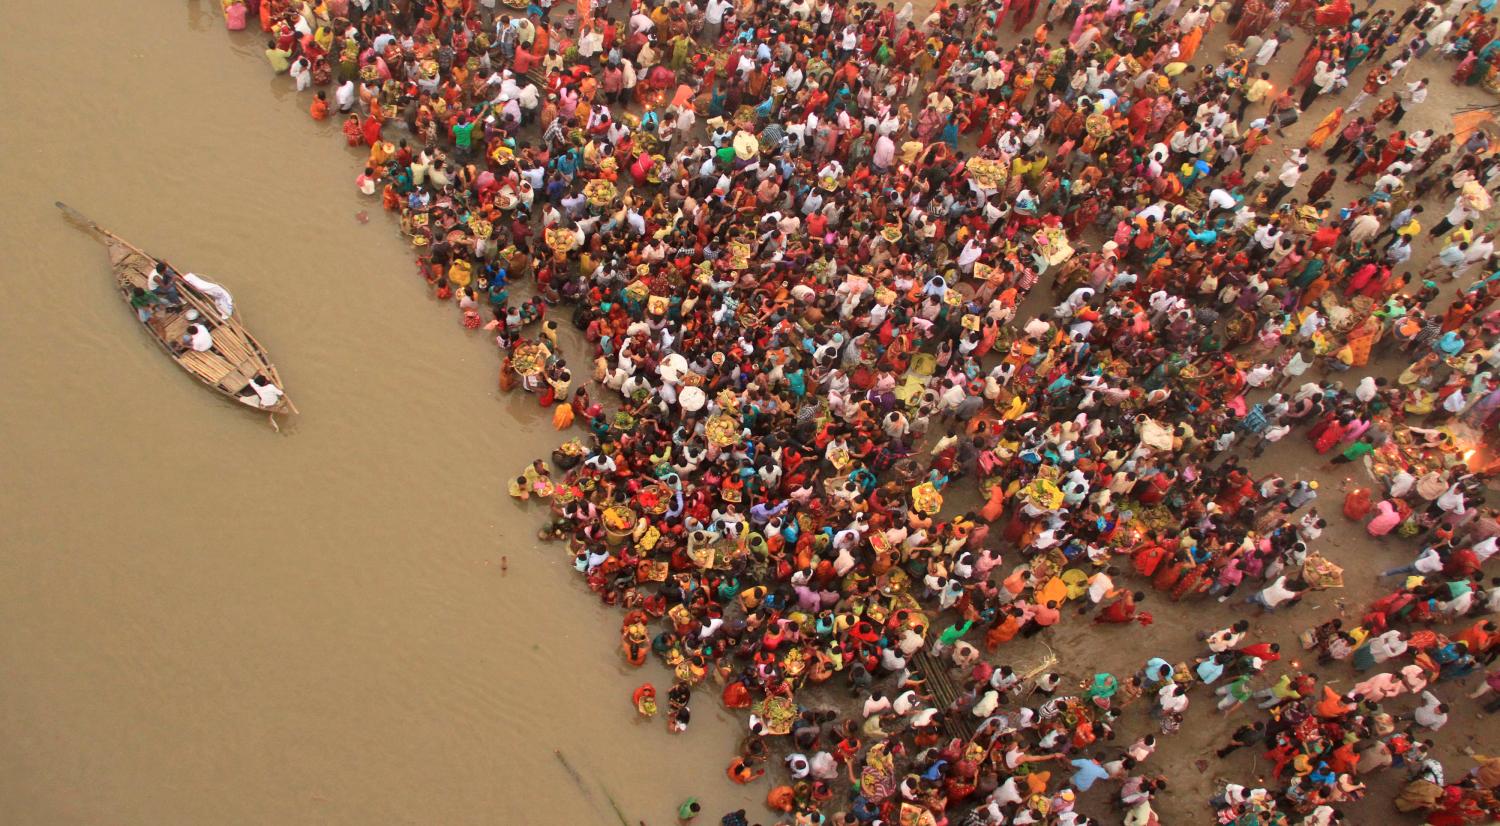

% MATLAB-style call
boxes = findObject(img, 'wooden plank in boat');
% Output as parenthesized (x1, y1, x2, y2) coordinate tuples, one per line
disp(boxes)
(178, 350, 234, 383)
(160, 314, 191, 344)
(218, 361, 259, 394)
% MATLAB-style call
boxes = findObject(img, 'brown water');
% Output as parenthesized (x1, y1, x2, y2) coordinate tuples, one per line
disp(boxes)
(0, 3, 759, 824)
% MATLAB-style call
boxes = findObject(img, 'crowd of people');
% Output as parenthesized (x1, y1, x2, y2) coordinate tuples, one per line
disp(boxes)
(225, 0, 1500, 821)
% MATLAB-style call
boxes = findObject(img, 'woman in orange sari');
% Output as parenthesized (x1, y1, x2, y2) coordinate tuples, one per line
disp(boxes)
(1178, 23, 1206, 63)
(1343, 315, 1381, 367)
(1305, 107, 1344, 150)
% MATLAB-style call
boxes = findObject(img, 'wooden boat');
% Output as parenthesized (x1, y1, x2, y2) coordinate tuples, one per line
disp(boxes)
(57, 202, 297, 422)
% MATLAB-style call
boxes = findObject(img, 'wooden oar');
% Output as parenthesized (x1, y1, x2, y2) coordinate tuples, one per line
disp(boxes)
(55, 201, 149, 256)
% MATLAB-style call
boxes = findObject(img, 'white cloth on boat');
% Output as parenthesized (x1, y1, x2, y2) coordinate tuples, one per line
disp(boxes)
(183, 273, 235, 319)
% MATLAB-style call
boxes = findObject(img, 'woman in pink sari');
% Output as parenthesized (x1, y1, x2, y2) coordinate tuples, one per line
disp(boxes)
(1366, 499, 1406, 536)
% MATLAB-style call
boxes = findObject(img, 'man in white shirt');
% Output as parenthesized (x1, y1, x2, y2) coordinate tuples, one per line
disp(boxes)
(1267, 159, 1307, 208)
(245, 376, 285, 408)
(1392, 78, 1429, 124)
(1380, 546, 1445, 578)
(334, 79, 356, 112)
(1207, 186, 1240, 216)
(178, 323, 213, 353)
(1412, 691, 1449, 730)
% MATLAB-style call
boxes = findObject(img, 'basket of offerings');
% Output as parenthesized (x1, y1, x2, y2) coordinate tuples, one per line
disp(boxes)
(879, 225, 902, 243)
(545, 226, 578, 252)
(868, 531, 897, 559)
(467, 216, 494, 237)
(818, 175, 840, 192)
(493, 189, 520, 210)
(641, 559, 670, 582)
(1018, 478, 1064, 511)
(966, 157, 1009, 190)
(584, 178, 618, 207)
(910, 482, 943, 515)
(552, 484, 583, 506)
(705, 414, 740, 446)
(551, 439, 588, 469)
(602, 504, 637, 546)
(636, 481, 674, 515)
(511, 341, 548, 376)
(1134, 503, 1177, 535)
(781, 647, 807, 678)
(1085, 113, 1114, 139)
(1301, 552, 1344, 590)
(502, 0, 528, 8)
(732, 104, 757, 131)
(1035, 225, 1075, 266)
(686, 541, 717, 569)
(635, 523, 661, 552)
(645, 155, 667, 185)
(1462, 181, 1493, 211)
(726, 241, 752, 270)
(751, 695, 798, 735)
(612, 410, 637, 432)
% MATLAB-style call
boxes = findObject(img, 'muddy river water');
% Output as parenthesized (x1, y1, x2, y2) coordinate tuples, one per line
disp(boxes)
(0, 3, 760, 824)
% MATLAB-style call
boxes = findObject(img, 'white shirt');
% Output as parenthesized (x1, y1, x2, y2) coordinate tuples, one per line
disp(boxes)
(1208, 188, 1238, 210)
(1259, 576, 1298, 607)
(1413, 691, 1447, 729)
(250, 380, 285, 408)
(184, 324, 213, 352)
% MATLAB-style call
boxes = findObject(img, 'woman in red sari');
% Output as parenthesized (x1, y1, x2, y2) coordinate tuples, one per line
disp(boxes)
(1233, 0, 1271, 41)
(1132, 539, 1168, 578)
(1315, 0, 1352, 28)
(1097, 589, 1144, 623)
(1011, 0, 1040, 32)
(1152, 556, 1190, 592)
(1313, 416, 1349, 454)
(1171, 564, 1206, 601)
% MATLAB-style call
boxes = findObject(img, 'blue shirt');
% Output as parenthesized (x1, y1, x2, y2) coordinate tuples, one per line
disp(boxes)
(1195, 658, 1226, 684)
(1070, 759, 1110, 791)
(1144, 657, 1173, 684)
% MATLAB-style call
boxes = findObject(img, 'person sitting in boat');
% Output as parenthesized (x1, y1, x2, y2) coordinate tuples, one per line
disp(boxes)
(174, 322, 213, 353)
(128, 286, 165, 323)
(146, 264, 184, 307)
(242, 375, 285, 409)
